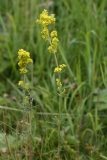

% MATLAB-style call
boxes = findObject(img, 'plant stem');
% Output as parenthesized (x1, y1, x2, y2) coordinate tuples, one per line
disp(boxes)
(58, 96, 62, 160)
(54, 54, 59, 68)
(49, 31, 61, 159)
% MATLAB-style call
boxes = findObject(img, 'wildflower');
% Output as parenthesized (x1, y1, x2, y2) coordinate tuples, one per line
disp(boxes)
(36, 9, 55, 27)
(59, 64, 66, 69)
(18, 81, 29, 90)
(47, 45, 54, 53)
(19, 68, 28, 74)
(18, 49, 32, 74)
(56, 78, 62, 91)
(18, 81, 23, 86)
(54, 67, 62, 73)
(48, 37, 59, 54)
(50, 31, 57, 37)
(56, 78, 66, 95)
(36, 10, 59, 54)
(52, 37, 59, 44)
(18, 49, 32, 67)
(54, 64, 66, 73)
(41, 27, 49, 40)
(36, 10, 66, 95)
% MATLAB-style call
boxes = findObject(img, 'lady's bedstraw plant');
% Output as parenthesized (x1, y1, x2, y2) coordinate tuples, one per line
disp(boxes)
(36, 9, 66, 97)
(18, 49, 33, 139)
(36, 9, 66, 159)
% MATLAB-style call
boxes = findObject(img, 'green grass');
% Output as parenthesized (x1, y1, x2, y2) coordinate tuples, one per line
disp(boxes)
(0, 0, 107, 159)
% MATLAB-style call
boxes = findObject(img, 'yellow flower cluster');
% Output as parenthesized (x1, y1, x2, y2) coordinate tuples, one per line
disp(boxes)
(56, 78, 62, 89)
(37, 10, 66, 95)
(18, 49, 32, 74)
(36, 9, 59, 54)
(54, 64, 66, 73)
(48, 37, 59, 54)
(50, 31, 57, 37)
(54, 67, 62, 73)
(18, 81, 29, 90)
(18, 81, 23, 86)
(56, 78, 66, 94)
(41, 27, 49, 40)
(36, 9, 55, 27)
(59, 64, 66, 69)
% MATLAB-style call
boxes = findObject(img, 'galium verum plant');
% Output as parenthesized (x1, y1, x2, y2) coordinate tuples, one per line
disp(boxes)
(18, 49, 33, 134)
(36, 9, 66, 95)
(36, 9, 66, 158)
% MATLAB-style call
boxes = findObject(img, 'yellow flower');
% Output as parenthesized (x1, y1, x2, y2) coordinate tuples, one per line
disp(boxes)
(54, 64, 66, 73)
(36, 10, 59, 54)
(18, 49, 32, 74)
(37, 10, 66, 95)
(41, 27, 49, 40)
(36, 9, 56, 27)
(56, 78, 65, 95)
(50, 31, 57, 37)
(18, 49, 32, 67)
(48, 37, 59, 54)
(47, 45, 54, 53)
(18, 81, 29, 90)
(20, 68, 28, 74)
(54, 67, 62, 73)
(52, 37, 59, 43)
(24, 83, 29, 90)
(59, 64, 66, 69)
(56, 78, 62, 89)
(18, 81, 23, 86)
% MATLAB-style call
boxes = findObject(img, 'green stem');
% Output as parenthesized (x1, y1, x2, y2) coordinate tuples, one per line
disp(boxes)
(54, 54, 59, 68)
(22, 74, 26, 131)
(31, 62, 34, 89)
(23, 74, 26, 106)
(58, 96, 62, 159)
(48, 30, 62, 159)
(28, 63, 34, 159)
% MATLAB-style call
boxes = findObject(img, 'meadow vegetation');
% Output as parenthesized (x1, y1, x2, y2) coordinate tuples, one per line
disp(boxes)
(0, 0, 107, 159)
